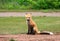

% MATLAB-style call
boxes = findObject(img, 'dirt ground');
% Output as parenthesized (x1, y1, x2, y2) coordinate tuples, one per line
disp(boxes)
(0, 34, 60, 41)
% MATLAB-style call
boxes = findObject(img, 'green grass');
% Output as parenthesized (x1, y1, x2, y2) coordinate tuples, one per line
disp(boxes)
(0, 9, 60, 12)
(0, 17, 60, 34)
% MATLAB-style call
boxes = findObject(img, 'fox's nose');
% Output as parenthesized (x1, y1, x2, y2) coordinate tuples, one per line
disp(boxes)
(27, 19, 30, 21)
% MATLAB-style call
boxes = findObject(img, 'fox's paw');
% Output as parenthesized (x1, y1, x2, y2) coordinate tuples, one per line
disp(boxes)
(37, 31, 40, 33)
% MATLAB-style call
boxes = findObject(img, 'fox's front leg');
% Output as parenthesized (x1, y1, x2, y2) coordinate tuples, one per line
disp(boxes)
(28, 27, 31, 34)
(27, 24, 32, 34)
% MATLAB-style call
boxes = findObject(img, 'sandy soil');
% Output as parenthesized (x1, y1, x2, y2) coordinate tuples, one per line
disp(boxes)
(0, 34, 60, 41)
(0, 12, 60, 17)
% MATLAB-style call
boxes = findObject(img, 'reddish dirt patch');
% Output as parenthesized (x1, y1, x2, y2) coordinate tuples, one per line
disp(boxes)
(0, 34, 60, 41)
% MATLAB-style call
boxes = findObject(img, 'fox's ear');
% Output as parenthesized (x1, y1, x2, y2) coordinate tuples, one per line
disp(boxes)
(25, 13, 32, 17)
(25, 13, 28, 15)
(25, 13, 32, 15)
(30, 13, 32, 15)
(25, 13, 28, 17)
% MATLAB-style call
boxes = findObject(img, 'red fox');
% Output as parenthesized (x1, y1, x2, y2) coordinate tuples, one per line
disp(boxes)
(25, 13, 40, 34)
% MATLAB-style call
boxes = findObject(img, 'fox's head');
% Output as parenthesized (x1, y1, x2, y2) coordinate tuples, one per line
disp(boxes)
(25, 13, 32, 21)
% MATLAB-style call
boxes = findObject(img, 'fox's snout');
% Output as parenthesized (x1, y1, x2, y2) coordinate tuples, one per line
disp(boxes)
(26, 17, 30, 21)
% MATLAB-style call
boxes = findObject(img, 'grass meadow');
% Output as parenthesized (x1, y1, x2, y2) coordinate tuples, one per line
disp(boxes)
(0, 17, 60, 34)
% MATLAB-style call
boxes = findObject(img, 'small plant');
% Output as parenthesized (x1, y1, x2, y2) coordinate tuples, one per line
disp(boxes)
(10, 38, 15, 41)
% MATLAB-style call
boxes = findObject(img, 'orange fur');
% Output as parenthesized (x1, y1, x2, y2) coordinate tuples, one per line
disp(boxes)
(25, 13, 40, 34)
